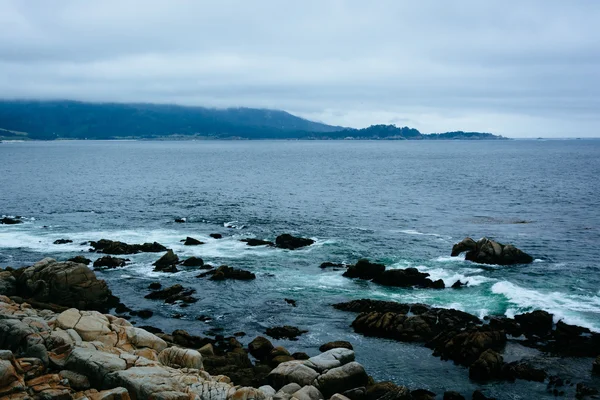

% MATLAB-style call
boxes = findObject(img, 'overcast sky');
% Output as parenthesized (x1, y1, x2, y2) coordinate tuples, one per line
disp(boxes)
(1, 1, 599, 137)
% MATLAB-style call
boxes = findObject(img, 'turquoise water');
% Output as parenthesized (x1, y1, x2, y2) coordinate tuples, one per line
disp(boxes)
(1, 140, 599, 398)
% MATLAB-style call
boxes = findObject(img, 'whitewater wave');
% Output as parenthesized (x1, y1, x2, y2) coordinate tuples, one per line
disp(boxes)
(397, 229, 450, 239)
(415, 265, 494, 287)
(491, 281, 600, 332)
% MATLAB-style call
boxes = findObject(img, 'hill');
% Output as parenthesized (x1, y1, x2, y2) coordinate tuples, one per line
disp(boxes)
(0, 100, 504, 140)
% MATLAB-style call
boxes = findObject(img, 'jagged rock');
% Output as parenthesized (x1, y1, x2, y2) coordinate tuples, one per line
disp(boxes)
(93, 256, 129, 269)
(284, 299, 297, 307)
(292, 385, 324, 400)
(16, 258, 115, 311)
(204, 265, 256, 281)
(158, 347, 203, 370)
(451, 237, 533, 265)
(90, 239, 167, 255)
(266, 326, 307, 340)
(175, 218, 186, 223)
(576, 382, 599, 399)
(210, 234, 223, 239)
(319, 341, 353, 352)
(451, 280, 466, 289)
(53, 239, 73, 244)
(275, 234, 314, 250)
(432, 326, 506, 366)
(241, 238, 274, 247)
(514, 310, 553, 337)
(182, 257, 204, 267)
(372, 268, 444, 289)
(342, 260, 385, 280)
(268, 361, 320, 390)
(248, 337, 274, 360)
(153, 250, 179, 272)
(314, 362, 369, 398)
(145, 285, 196, 304)
(183, 237, 204, 246)
(68, 256, 92, 265)
(468, 349, 504, 381)
(303, 348, 355, 372)
(1, 217, 22, 224)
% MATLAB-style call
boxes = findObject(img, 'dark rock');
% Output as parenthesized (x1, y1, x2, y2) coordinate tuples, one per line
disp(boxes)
(343, 259, 386, 280)
(451, 280, 467, 289)
(53, 239, 73, 244)
(144, 284, 196, 304)
(175, 218, 186, 223)
(487, 316, 522, 337)
(234, 332, 246, 337)
(67, 256, 91, 265)
(183, 236, 204, 246)
(469, 349, 503, 381)
(265, 325, 307, 340)
(320, 262, 346, 269)
(593, 356, 600, 375)
(248, 336, 274, 360)
(291, 352, 310, 360)
(93, 256, 129, 269)
(153, 250, 179, 272)
(240, 238, 274, 246)
(451, 237, 533, 265)
(366, 382, 411, 400)
(196, 315, 212, 322)
(373, 268, 445, 289)
(432, 326, 506, 366)
(319, 341, 353, 352)
(514, 310, 553, 337)
(182, 257, 204, 267)
(210, 233, 223, 239)
(205, 265, 256, 281)
(137, 309, 153, 319)
(576, 382, 598, 399)
(90, 239, 167, 255)
(501, 361, 547, 382)
(284, 298, 297, 307)
(171, 329, 212, 349)
(343, 387, 367, 400)
(115, 303, 131, 313)
(275, 234, 314, 250)
(411, 389, 436, 400)
(148, 282, 161, 290)
(472, 390, 496, 400)
(1, 217, 22, 224)
(333, 299, 413, 314)
(443, 392, 465, 400)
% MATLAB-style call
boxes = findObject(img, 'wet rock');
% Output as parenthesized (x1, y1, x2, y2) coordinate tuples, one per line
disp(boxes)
(53, 239, 73, 244)
(342, 259, 385, 280)
(451, 280, 466, 289)
(501, 361, 547, 382)
(514, 310, 553, 337)
(67, 256, 92, 265)
(93, 256, 129, 269)
(158, 347, 203, 370)
(248, 337, 274, 360)
(284, 299, 297, 307)
(576, 382, 599, 399)
(182, 257, 204, 267)
(144, 284, 196, 304)
(241, 238, 274, 247)
(210, 233, 223, 239)
(1, 217, 22, 224)
(372, 268, 444, 289)
(59, 370, 90, 390)
(292, 385, 324, 400)
(320, 262, 346, 269)
(411, 388, 437, 400)
(304, 348, 355, 372)
(275, 234, 314, 250)
(90, 239, 167, 255)
(174, 218, 186, 223)
(197, 315, 212, 323)
(443, 391, 465, 400)
(148, 282, 161, 290)
(16, 258, 115, 311)
(291, 352, 310, 361)
(343, 387, 368, 400)
(268, 361, 320, 390)
(0, 270, 16, 296)
(266, 326, 307, 340)
(468, 349, 503, 381)
(183, 236, 204, 246)
(314, 361, 369, 398)
(593, 356, 600, 375)
(472, 390, 497, 400)
(137, 310, 153, 319)
(152, 250, 179, 272)
(319, 341, 353, 352)
(451, 237, 533, 265)
(205, 265, 256, 281)
(431, 326, 506, 366)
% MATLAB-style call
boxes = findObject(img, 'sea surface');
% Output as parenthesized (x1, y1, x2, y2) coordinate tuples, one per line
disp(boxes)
(1, 139, 600, 399)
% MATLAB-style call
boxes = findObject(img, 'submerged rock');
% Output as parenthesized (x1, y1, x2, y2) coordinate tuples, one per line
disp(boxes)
(319, 341, 353, 352)
(53, 238, 73, 244)
(144, 284, 197, 304)
(182, 256, 204, 267)
(0, 217, 22, 224)
(342, 260, 444, 289)
(241, 238, 274, 246)
(202, 265, 256, 281)
(320, 262, 346, 269)
(342, 259, 385, 280)
(210, 233, 223, 239)
(68, 256, 92, 265)
(183, 236, 204, 246)
(90, 239, 167, 255)
(451, 237, 533, 265)
(265, 326, 308, 341)
(152, 250, 179, 272)
(93, 256, 129, 269)
(275, 234, 314, 250)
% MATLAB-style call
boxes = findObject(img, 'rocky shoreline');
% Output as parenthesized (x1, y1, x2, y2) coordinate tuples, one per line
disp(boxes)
(0, 236, 599, 399)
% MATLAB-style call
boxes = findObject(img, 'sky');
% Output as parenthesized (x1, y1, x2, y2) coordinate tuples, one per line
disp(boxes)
(1, 1, 599, 137)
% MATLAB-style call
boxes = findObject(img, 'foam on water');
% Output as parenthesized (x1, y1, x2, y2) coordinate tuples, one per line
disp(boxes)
(492, 281, 600, 332)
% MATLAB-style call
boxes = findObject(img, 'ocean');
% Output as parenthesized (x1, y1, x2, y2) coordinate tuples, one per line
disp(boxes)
(1, 139, 599, 398)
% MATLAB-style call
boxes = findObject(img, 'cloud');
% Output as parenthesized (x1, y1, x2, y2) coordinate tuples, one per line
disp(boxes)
(0, 0, 599, 137)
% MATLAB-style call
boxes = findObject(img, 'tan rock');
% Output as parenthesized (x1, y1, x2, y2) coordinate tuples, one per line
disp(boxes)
(125, 327, 167, 352)
(267, 361, 320, 390)
(73, 311, 112, 341)
(198, 343, 215, 357)
(158, 347, 203, 370)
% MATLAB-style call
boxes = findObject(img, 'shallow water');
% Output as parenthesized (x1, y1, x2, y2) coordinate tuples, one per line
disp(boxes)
(1, 140, 600, 398)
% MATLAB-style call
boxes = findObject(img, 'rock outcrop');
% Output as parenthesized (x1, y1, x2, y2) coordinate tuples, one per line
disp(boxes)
(241, 238, 274, 247)
(342, 260, 444, 289)
(265, 326, 308, 341)
(90, 239, 167, 255)
(275, 234, 315, 250)
(93, 256, 129, 269)
(153, 250, 179, 273)
(199, 265, 256, 281)
(1, 216, 22, 224)
(451, 237, 533, 265)
(183, 236, 204, 246)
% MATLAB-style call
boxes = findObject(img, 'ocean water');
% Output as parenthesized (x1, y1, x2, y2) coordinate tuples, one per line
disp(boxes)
(1, 139, 600, 398)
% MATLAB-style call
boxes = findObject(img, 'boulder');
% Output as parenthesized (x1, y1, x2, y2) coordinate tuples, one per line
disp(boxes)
(314, 362, 369, 398)
(432, 326, 506, 366)
(53, 239, 73, 244)
(16, 259, 115, 311)
(175, 218, 186, 223)
(0, 217, 22, 224)
(275, 234, 314, 250)
(158, 347, 203, 370)
(343, 260, 385, 280)
(148, 282, 161, 290)
(303, 348, 355, 372)
(514, 310, 553, 337)
(65, 347, 127, 387)
(153, 250, 179, 272)
(266, 326, 308, 341)
(501, 361, 547, 382)
(248, 337, 274, 360)
(182, 257, 204, 267)
(68, 256, 92, 265)
(93, 256, 129, 269)
(319, 262, 346, 269)
(268, 361, 320, 390)
(291, 385, 324, 400)
(594, 356, 600, 375)
(210, 233, 223, 239)
(372, 268, 444, 289)
(468, 349, 503, 381)
(451, 280, 466, 289)
(59, 370, 90, 390)
(443, 392, 465, 400)
(144, 284, 196, 304)
(451, 237, 533, 265)
(366, 381, 411, 400)
(0, 270, 16, 296)
(90, 239, 167, 255)
(206, 265, 256, 281)
(183, 237, 204, 246)
(241, 238, 274, 247)
(319, 341, 353, 352)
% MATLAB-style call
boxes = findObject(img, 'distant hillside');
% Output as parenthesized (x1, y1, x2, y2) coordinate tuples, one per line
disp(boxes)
(0, 100, 504, 140)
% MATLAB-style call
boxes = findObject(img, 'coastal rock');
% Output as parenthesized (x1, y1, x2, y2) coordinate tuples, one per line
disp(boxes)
(0, 217, 22, 224)
(59, 370, 90, 390)
(366, 381, 411, 400)
(158, 347, 203, 370)
(342, 260, 385, 280)
(514, 310, 553, 337)
(472, 390, 496, 400)
(90, 239, 167, 255)
(175, 218, 186, 223)
(319, 341, 353, 352)
(501, 361, 547, 382)
(183, 237, 204, 246)
(292, 385, 324, 400)
(0, 270, 16, 296)
(372, 268, 444, 289)
(53, 239, 73, 244)
(468, 349, 503, 381)
(16, 259, 115, 311)
(594, 356, 600, 375)
(206, 265, 256, 281)
(319, 262, 346, 269)
(241, 238, 274, 247)
(451, 237, 533, 265)
(443, 392, 465, 400)
(303, 348, 355, 372)
(65, 347, 127, 387)
(144, 284, 197, 304)
(431, 326, 506, 366)
(314, 362, 369, 397)
(68, 256, 92, 265)
(275, 234, 314, 250)
(267, 361, 320, 389)
(182, 257, 204, 267)
(93, 256, 129, 269)
(248, 337, 274, 360)
(266, 326, 308, 341)
(153, 250, 179, 272)
(210, 233, 223, 239)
